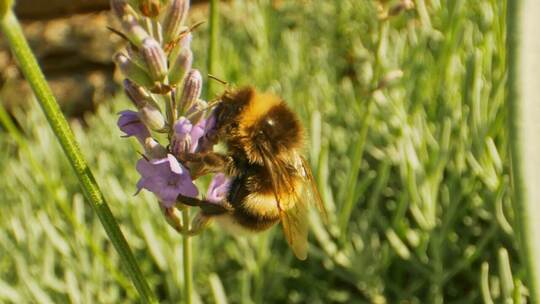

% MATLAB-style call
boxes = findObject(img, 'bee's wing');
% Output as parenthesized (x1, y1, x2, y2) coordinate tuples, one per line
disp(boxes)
(280, 189, 309, 260)
(263, 152, 325, 260)
(298, 155, 328, 222)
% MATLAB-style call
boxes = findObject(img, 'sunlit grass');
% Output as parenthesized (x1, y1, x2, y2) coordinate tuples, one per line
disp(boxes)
(0, 0, 521, 303)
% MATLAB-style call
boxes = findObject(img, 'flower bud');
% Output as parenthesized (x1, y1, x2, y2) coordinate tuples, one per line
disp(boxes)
(139, 104, 166, 131)
(167, 26, 190, 54)
(114, 53, 154, 87)
(123, 79, 150, 108)
(168, 46, 193, 85)
(126, 44, 146, 67)
(187, 99, 207, 125)
(141, 37, 168, 82)
(121, 14, 150, 48)
(162, 0, 190, 44)
(143, 137, 167, 159)
(138, 0, 161, 17)
(178, 69, 202, 113)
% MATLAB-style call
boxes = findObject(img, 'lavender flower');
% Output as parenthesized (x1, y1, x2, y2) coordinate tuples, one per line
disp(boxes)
(110, 0, 221, 237)
(171, 116, 206, 155)
(197, 110, 218, 153)
(136, 154, 198, 207)
(206, 173, 231, 203)
(117, 110, 151, 142)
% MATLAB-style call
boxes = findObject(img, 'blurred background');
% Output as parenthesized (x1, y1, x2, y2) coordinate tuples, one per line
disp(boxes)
(0, 0, 519, 303)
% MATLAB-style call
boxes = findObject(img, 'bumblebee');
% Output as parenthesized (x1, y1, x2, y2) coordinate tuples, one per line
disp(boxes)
(177, 87, 325, 260)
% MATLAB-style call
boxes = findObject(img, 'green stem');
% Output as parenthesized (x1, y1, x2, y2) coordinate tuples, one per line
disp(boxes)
(206, 0, 219, 99)
(182, 209, 193, 304)
(0, 10, 157, 303)
(506, 1, 540, 302)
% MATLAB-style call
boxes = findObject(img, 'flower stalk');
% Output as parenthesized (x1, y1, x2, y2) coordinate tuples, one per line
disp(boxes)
(110, 1, 224, 303)
(0, 7, 157, 303)
(183, 208, 193, 304)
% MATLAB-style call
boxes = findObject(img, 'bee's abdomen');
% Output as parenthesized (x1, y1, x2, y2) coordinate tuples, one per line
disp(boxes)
(233, 204, 280, 231)
(226, 173, 280, 231)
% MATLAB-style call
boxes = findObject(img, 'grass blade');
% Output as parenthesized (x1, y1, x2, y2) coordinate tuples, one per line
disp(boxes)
(507, 0, 540, 301)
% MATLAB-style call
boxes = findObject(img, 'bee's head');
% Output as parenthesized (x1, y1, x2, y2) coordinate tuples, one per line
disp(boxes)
(213, 87, 252, 130)
(215, 87, 303, 164)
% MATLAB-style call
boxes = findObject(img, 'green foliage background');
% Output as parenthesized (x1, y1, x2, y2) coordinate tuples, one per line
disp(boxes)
(0, 0, 521, 303)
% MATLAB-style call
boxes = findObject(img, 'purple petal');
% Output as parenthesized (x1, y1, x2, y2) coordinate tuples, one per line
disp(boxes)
(189, 119, 206, 152)
(179, 179, 199, 197)
(159, 187, 184, 206)
(206, 173, 231, 203)
(174, 117, 193, 136)
(136, 157, 169, 178)
(135, 154, 199, 205)
(167, 154, 184, 174)
(204, 110, 217, 133)
(197, 111, 218, 153)
(171, 117, 194, 155)
(118, 110, 151, 140)
(135, 177, 146, 195)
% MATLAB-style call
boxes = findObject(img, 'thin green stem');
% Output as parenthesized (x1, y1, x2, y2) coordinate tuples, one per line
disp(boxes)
(182, 209, 193, 304)
(507, 0, 540, 302)
(338, 99, 373, 241)
(206, 0, 219, 99)
(0, 10, 157, 303)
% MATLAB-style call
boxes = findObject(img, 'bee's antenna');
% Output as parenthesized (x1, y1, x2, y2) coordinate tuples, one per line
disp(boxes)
(189, 20, 206, 32)
(208, 74, 228, 85)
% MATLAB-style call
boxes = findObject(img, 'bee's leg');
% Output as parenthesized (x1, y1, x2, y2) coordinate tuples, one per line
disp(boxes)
(177, 194, 232, 216)
(164, 195, 232, 235)
(181, 152, 234, 179)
